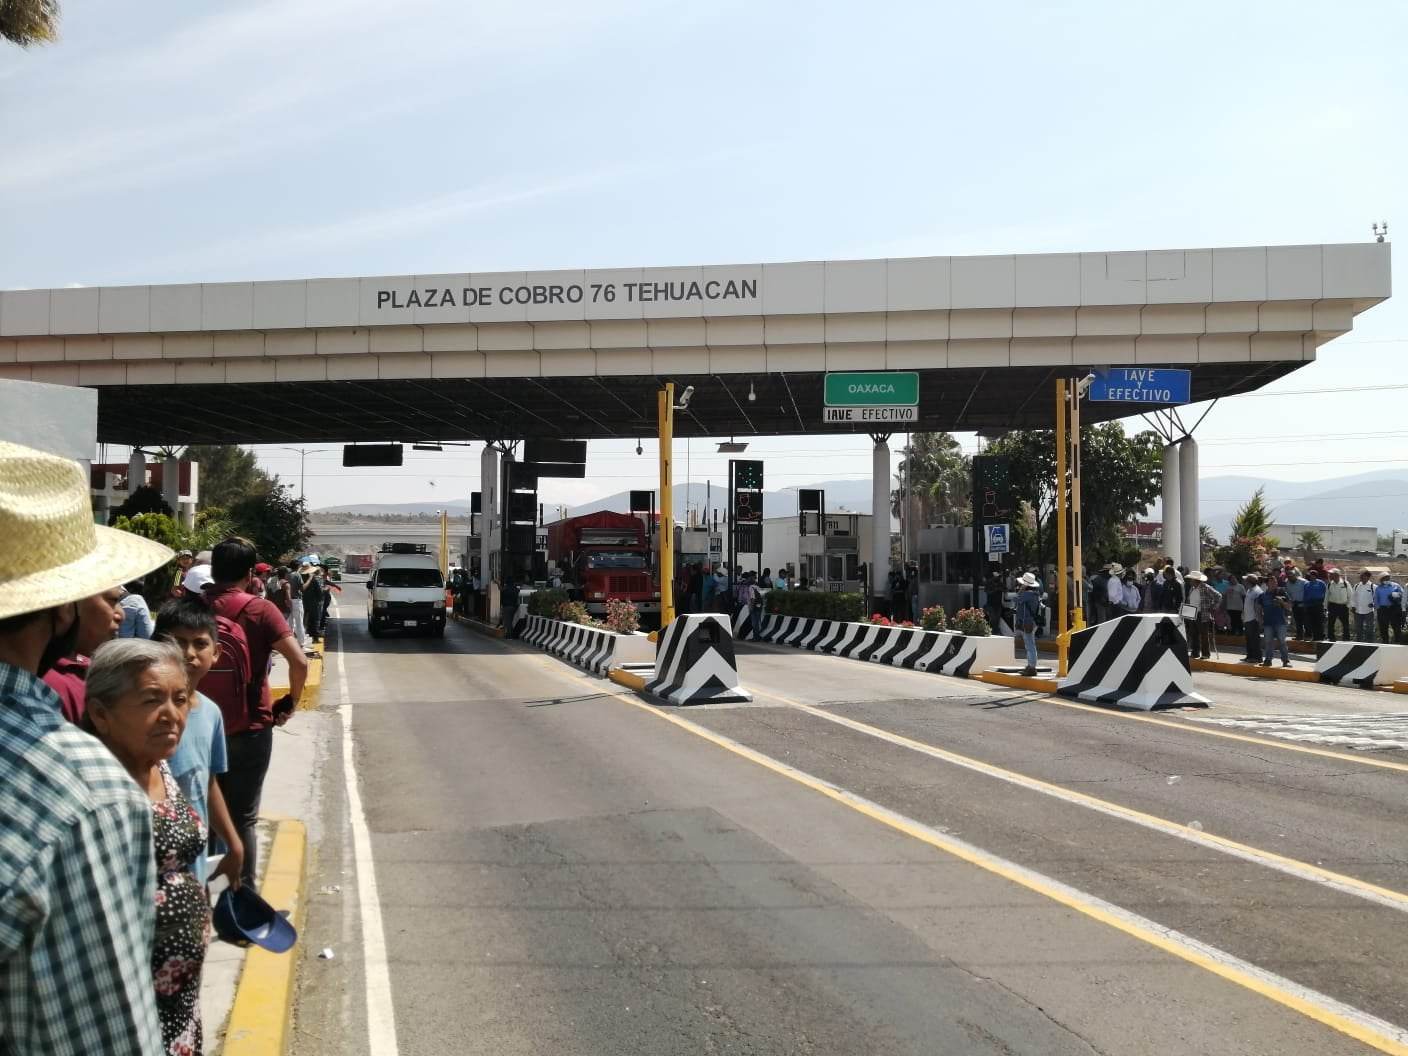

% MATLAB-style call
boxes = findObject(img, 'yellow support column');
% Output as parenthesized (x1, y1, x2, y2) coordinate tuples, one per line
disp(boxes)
(658, 383, 675, 627)
(439, 509, 449, 579)
(1055, 379, 1069, 676)
(1070, 381, 1085, 632)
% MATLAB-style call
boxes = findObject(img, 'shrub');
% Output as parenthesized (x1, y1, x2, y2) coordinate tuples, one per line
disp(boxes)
(952, 607, 991, 636)
(556, 600, 590, 624)
(866, 613, 893, 626)
(920, 605, 947, 632)
(604, 597, 639, 634)
(529, 588, 569, 617)
(764, 590, 865, 622)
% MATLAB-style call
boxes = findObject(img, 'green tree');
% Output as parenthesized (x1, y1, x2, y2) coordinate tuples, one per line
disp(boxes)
(186, 444, 277, 510)
(1296, 528, 1324, 561)
(110, 485, 173, 524)
(1, 0, 58, 46)
(1230, 487, 1274, 540)
(228, 485, 311, 564)
(893, 432, 972, 525)
(983, 422, 1161, 568)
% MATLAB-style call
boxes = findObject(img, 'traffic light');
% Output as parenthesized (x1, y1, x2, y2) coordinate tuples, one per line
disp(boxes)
(971, 455, 1014, 524)
(735, 460, 764, 490)
(734, 490, 761, 523)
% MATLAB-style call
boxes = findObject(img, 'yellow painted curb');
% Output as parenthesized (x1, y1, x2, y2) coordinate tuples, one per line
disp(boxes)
(451, 612, 505, 638)
(222, 818, 308, 1056)
(979, 670, 1059, 693)
(1394, 680, 1408, 695)
(269, 656, 322, 712)
(608, 668, 648, 692)
(1192, 658, 1320, 682)
(647, 630, 658, 643)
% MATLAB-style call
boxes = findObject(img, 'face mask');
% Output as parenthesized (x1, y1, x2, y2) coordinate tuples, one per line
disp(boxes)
(36, 604, 81, 677)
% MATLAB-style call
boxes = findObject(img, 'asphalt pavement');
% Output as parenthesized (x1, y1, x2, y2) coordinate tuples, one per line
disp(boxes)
(291, 583, 1408, 1056)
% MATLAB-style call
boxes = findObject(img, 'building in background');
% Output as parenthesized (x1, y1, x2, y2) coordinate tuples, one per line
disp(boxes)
(1267, 523, 1378, 554)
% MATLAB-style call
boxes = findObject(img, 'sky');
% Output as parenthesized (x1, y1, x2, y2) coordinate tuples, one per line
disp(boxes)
(3, 0, 1406, 520)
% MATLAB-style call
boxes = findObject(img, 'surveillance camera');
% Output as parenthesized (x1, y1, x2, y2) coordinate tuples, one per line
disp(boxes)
(1075, 373, 1096, 397)
(676, 384, 695, 410)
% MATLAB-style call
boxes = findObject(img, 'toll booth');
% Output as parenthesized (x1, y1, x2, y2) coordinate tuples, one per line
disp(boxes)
(794, 513, 866, 592)
(913, 526, 978, 613)
(676, 526, 723, 571)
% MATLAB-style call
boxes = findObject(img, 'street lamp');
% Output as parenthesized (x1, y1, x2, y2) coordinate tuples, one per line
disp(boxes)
(280, 447, 328, 500)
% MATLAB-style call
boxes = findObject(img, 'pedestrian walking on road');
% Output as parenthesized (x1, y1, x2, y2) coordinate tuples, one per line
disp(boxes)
(1375, 573, 1405, 644)
(1257, 581, 1293, 668)
(287, 562, 307, 648)
(302, 565, 325, 644)
(1353, 570, 1377, 642)
(1324, 569, 1352, 641)
(84, 639, 210, 1056)
(0, 441, 172, 1056)
(1242, 574, 1264, 662)
(1015, 572, 1042, 675)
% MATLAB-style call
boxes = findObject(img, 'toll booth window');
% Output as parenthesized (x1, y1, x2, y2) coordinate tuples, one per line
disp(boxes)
(376, 568, 444, 588)
(945, 552, 974, 585)
(844, 553, 859, 580)
(585, 552, 648, 569)
(827, 555, 844, 582)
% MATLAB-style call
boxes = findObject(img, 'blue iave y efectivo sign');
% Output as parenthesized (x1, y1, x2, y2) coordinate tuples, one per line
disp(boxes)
(1087, 368, 1191, 405)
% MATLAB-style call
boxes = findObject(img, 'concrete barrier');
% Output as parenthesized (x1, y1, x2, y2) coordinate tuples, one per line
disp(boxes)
(753, 614, 1010, 679)
(1058, 613, 1210, 711)
(645, 613, 751, 705)
(521, 615, 654, 677)
(1314, 641, 1408, 688)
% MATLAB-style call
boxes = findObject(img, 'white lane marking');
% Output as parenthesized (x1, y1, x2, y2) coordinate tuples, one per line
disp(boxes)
(749, 687, 1408, 916)
(1190, 711, 1408, 751)
(332, 601, 401, 1055)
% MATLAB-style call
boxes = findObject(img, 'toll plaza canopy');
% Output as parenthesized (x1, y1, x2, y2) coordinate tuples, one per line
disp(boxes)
(0, 243, 1390, 445)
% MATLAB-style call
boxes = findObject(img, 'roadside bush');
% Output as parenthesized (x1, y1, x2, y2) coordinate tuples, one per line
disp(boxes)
(764, 590, 865, 622)
(952, 607, 992, 637)
(920, 605, 947, 632)
(529, 588, 569, 617)
(604, 597, 640, 634)
(556, 600, 590, 624)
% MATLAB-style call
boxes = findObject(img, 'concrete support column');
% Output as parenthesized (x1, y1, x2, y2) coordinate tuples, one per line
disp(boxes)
(480, 445, 500, 622)
(1161, 444, 1181, 562)
(127, 448, 146, 498)
(162, 455, 180, 513)
(1179, 437, 1199, 570)
(871, 436, 890, 610)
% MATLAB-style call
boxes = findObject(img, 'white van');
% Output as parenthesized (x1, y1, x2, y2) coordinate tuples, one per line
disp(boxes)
(367, 544, 446, 638)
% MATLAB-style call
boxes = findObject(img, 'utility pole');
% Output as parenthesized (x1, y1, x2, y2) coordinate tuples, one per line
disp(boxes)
(280, 447, 328, 500)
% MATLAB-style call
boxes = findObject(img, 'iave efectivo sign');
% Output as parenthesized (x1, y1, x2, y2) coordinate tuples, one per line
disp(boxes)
(1087, 368, 1191, 405)
(823, 371, 920, 423)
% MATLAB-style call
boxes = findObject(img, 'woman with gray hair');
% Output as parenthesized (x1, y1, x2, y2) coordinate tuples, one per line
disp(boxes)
(86, 639, 210, 1056)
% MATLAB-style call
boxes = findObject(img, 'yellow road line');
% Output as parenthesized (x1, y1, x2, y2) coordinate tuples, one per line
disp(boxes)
(222, 819, 308, 1056)
(599, 683, 1408, 1055)
(747, 687, 1408, 914)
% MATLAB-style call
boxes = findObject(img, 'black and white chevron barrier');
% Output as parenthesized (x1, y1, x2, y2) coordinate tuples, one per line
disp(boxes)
(520, 615, 653, 676)
(1057, 614, 1210, 710)
(751, 614, 1010, 678)
(644, 613, 751, 705)
(1314, 641, 1408, 688)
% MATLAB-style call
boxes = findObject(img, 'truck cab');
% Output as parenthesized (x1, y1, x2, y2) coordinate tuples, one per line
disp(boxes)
(367, 543, 446, 638)
(547, 511, 660, 621)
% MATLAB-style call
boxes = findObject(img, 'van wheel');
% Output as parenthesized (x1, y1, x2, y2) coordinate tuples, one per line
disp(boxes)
(432, 622, 445, 638)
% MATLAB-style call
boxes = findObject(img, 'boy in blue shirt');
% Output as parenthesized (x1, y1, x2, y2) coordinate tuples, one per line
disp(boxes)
(155, 598, 245, 888)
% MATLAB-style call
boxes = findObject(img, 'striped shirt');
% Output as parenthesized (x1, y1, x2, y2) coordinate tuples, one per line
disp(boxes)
(0, 662, 162, 1055)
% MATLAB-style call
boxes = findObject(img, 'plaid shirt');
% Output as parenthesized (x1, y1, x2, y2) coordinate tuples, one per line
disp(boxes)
(0, 662, 162, 1055)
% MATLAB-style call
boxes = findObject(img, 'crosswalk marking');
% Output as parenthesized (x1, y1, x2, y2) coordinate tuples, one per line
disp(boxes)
(1188, 711, 1408, 751)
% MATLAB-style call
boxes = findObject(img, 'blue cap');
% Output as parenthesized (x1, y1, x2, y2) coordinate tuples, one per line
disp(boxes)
(213, 887, 297, 953)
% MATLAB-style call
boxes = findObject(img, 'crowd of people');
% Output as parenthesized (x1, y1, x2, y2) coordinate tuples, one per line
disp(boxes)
(0, 441, 309, 1055)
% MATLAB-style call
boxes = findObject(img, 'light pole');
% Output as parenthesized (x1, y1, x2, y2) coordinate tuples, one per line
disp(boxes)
(280, 447, 328, 500)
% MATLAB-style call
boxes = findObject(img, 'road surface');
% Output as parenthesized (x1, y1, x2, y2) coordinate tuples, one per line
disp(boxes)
(289, 582, 1408, 1056)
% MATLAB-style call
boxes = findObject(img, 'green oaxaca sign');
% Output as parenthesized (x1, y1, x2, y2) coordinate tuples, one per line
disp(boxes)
(823, 371, 919, 423)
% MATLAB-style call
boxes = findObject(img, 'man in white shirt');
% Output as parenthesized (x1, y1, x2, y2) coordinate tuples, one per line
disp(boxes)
(1122, 572, 1141, 613)
(1242, 574, 1264, 662)
(1106, 563, 1127, 617)
(1352, 570, 1377, 642)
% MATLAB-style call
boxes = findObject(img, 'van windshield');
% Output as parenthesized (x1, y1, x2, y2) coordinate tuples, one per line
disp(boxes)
(376, 568, 443, 588)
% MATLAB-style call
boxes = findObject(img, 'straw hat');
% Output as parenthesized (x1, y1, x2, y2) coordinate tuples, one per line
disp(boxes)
(1106, 563, 1125, 576)
(1185, 570, 1208, 582)
(0, 442, 174, 621)
(1018, 572, 1039, 587)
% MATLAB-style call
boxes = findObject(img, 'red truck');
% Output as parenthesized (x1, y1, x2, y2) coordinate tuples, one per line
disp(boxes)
(344, 554, 374, 575)
(546, 511, 660, 621)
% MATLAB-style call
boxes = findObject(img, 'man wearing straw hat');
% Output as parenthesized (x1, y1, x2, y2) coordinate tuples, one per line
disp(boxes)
(0, 441, 174, 1054)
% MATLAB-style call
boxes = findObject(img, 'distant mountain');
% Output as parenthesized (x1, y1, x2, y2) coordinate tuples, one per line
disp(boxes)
(315, 499, 472, 516)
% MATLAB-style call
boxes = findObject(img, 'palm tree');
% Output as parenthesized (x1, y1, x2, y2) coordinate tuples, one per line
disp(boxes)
(1, 0, 60, 46)
(891, 432, 971, 524)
